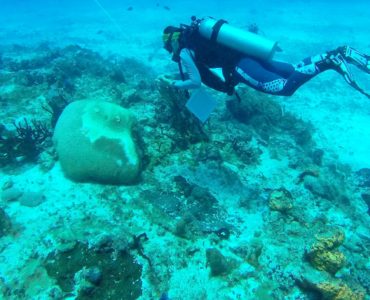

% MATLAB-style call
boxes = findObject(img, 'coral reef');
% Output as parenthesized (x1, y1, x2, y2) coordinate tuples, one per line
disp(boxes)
(303, 176, 341, 201)
(0, 208, 12, 237)
(140, 179, 230, 240)
(307, 230, 346, 275)
(310, 250, 346, 275)
(0, 119, 51, 166)
(226, 87, 314, 148)
(355, 168, 370, 188)
(361, 193, 370, 214)
(206, 248, 236, 276)
(42, 88, 71, 128)
(315, 282, 364, 300)
(268, 188, 294, 213)
(353, 267, 370, 295)
(243, 239, 264, 268)
(300, 280, 365, 300)
(44, 241, 142, 299)
(230, 134, 262, 165)
(156, 81, 209, 148)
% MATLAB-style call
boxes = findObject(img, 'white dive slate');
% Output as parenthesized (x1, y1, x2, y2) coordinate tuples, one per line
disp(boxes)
(185, 88, 217, 123)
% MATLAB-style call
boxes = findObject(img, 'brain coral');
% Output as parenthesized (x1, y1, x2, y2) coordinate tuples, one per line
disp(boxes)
(53, 100, 141, 185)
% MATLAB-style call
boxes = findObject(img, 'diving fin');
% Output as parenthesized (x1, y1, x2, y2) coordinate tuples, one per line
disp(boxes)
(328, 47, 370, 99)
(341, 46, 370, 74)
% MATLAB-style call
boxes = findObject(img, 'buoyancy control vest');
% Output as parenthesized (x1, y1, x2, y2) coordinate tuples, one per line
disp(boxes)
(175, 17, 278, 93)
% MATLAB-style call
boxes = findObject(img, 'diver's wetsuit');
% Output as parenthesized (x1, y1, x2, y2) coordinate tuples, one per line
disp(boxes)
(172, 31, 334, 96)
(233, 54, 328, 96)
(173, 48, 332, 96)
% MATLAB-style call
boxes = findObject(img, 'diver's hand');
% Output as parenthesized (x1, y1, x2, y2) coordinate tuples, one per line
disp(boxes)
(157, 74, 175, 85)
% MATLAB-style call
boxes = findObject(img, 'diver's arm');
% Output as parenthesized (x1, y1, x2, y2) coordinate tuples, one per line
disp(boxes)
(172, 49, 201, 89)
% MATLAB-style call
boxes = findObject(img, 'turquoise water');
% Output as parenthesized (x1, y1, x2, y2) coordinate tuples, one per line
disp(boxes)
(0, 1, 370, 299)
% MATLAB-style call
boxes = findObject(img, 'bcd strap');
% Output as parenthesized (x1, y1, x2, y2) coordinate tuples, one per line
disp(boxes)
(178, 61, 185, 80)
(210, 19, 228, 43)
(177, 61, 190, 98)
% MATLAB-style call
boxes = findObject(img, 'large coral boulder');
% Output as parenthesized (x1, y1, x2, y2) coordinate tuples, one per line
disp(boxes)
(307, 230, 346, 275)
(53, 100, 141, 185)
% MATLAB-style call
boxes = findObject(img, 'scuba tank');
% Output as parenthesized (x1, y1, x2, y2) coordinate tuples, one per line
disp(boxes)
(198, 17, 278, 61)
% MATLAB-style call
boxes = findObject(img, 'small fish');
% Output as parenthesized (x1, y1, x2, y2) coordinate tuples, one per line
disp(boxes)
(163, 6, 170, 11)
(127, 6, 133, 11)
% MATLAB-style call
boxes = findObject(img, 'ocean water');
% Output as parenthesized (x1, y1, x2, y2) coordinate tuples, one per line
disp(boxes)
(0, 0, 370, 299)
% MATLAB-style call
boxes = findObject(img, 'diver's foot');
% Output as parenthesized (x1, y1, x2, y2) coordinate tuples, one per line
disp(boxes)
(336, 46, 370, 74)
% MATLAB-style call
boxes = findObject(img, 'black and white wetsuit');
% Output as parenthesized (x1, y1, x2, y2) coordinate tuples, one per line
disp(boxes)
(173, 42, 332, 96)
(233, 54, 330, 96)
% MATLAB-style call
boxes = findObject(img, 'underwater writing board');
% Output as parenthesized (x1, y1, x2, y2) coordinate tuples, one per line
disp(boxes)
(185, 88, 217, 123)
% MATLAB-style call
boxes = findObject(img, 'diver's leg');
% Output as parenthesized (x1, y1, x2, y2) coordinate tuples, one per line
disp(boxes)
(276, 52, 355, 96)
(235, 49, 370, 97)
(260, 60, 296, 77)
(275, 48, 370, 98)
(234, 57, 317, 96)
(234, 57, 288, 94)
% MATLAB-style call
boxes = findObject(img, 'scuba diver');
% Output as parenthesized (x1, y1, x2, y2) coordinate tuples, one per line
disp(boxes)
(161, 17, 370, 99)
